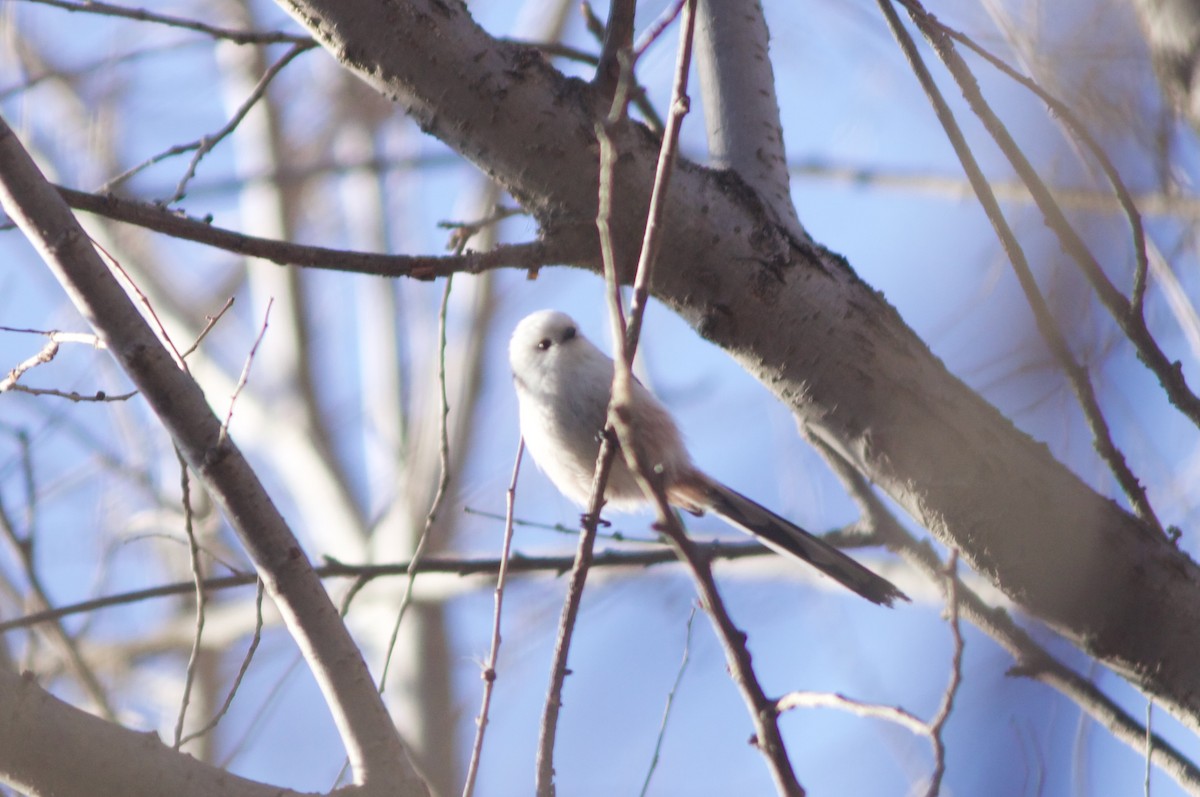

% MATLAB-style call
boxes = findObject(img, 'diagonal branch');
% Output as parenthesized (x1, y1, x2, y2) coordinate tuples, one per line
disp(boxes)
(0, 113, 427, 793)
(53, 185, 573, 278)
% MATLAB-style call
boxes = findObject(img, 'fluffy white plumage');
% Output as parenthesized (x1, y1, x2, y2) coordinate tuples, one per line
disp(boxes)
(509, 309, 907, 606)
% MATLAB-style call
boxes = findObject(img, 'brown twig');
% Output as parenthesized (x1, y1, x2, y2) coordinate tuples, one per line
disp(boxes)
(15, 0, 313, 45)
(600, 1, 802, 792)
(533, 432, 620, 796)
(178, 579, 265, 748)
(462, 439, 525, 797)
(219, 298, 273, 446)
(534, 25, 640, 797)
(100, 41, 317, 199)
(55, 185, 569, 279)
(378, 276, 455, 692)
(0, 541, 780, 634)
(171, 447, 207, 749)
(925, 551, 964, 796)
(636, 496, 804, 795)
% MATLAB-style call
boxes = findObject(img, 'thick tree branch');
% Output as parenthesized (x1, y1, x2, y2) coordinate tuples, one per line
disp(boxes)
(0, 667, 317, 797)
(694, 0, 804, 237)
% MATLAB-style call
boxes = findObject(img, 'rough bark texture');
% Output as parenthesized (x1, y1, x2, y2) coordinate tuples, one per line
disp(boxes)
(273, 0, 1200, 732)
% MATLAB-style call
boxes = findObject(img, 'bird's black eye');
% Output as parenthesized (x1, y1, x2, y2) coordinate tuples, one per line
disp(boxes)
(562, 326, 576, 341)
(536, 337, 552, 351)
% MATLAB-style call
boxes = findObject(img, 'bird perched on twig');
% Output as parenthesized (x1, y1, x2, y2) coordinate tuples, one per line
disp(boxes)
(509, 309, 908, 607)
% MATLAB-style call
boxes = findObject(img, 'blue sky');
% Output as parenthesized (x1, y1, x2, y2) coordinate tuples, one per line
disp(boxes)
(2, 0, 1198, 795)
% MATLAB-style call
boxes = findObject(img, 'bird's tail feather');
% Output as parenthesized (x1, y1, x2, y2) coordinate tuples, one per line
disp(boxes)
(682, 477, 908, 607)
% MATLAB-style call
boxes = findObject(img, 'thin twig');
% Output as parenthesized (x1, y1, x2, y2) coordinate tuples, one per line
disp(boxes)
(2, 384, 137, 402)
(219, 298, 273, 446)
(180, 297, 236, 359)
(925, 551, 964, 796)
(1146, 699, 1154, 797)
(1, 339, 59, 392)
(171, 41, 315, 204)
(647, 504, 804, 795)
(0, 331, 122, 397)
(178, 579, 265, 747)
(462, 439, 525, 797)
(0, 540, 780, 634)
(891, 1, 1152, 316)
(639, 605, 697, 797)
(100, 42, 316, 199)
(172, 447, 206, 749)
(56, 184, 569, 279)
(633, 0, 688, 57)
(14, 0, 313, 45)
(599, 1, 802, 792)
(0, 478, 118, 720)
(776, 691, 930, 737)
(534, 434, 619, 796)
(378, 276, 455, 692)
(808, 433, 1200, 794)
(534, 36, 637, 797)
(91, 239, 188, 370)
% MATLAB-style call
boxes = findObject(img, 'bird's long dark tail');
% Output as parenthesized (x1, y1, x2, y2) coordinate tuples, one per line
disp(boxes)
(683, 477, 908, 606)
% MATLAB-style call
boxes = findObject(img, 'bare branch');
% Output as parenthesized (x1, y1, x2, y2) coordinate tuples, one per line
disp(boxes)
(171, 448, 207, 750)
(639, 605, 697, 797)
(178, 580, 265, 748)
(219, 299, 274, 446)
(0, 479, 118, 722)
(100, 41, 317, 198)
(12, 0, 313, 45)
(925, 552, 965, 796)
(55, 185, 574, 278)
(0, 112, 427, 791)
(378, 277, 454, 691)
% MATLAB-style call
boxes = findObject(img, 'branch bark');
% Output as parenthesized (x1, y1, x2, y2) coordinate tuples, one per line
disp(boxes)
(0, 667, 316, 797)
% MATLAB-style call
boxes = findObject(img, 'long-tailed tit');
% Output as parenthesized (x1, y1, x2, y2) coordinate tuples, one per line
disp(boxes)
(509, 309, 907, 606)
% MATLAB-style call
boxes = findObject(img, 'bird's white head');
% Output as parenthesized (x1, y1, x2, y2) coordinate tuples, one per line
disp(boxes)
(509, 310, 606, 392)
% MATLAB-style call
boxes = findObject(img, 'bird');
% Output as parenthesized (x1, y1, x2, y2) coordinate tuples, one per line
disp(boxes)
(508, 309, 908, 606)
